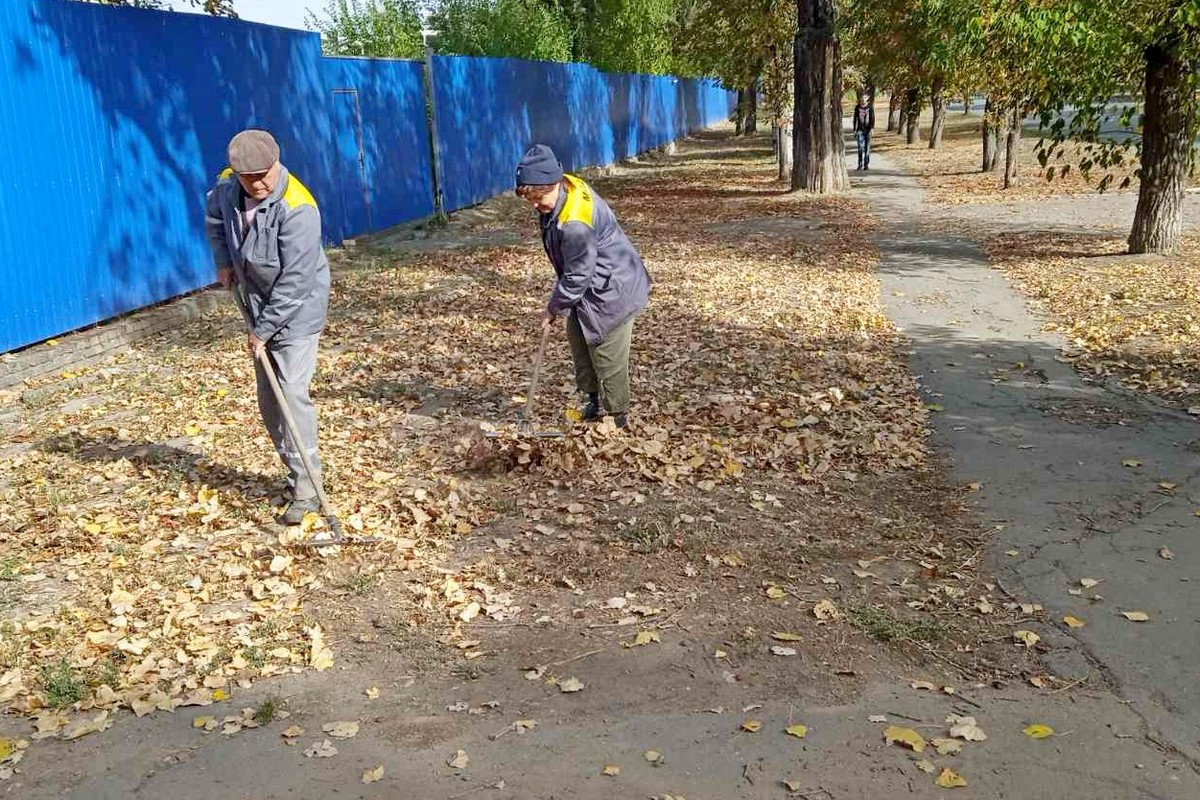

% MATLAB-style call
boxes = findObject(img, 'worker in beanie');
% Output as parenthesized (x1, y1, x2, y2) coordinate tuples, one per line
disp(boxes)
(515, 144, 651, 428)
(205, 129, 331, 524)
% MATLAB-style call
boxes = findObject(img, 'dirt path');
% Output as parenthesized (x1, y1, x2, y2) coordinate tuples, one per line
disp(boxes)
(2, 129, 1198, 799)
(862, 149, 1200, 769)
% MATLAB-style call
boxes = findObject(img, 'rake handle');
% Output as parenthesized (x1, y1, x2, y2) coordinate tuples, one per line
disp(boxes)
(520, 324, 552, 429)
(229, 284, 343, 537)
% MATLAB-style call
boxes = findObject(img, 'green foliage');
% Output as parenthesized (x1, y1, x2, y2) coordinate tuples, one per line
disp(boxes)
(39, 658, 87, 709)
(76, 0, 236, 15)
(307, 0, 425, 59)
(429, 0, 573, 62)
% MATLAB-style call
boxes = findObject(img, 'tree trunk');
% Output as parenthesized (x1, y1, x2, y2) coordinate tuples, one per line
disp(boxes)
(735, 89, 746, 135)
(779, 125, 794, 181)
(982, 97, 1000, 172)
(963, 94, 972, 115)
(929, 76, 946, 149)
(887, 90, 901, 132)
(1129, 43, 1195, 254)
(1003, 106, 1020, 189)
(745, 82, 758, 134)
(904, 87, 921, 144)
(792, 0, 848, 193)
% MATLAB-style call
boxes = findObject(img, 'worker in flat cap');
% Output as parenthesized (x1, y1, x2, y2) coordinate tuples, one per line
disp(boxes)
(515, 144, 651, 428)
(205, 129, 331, 524)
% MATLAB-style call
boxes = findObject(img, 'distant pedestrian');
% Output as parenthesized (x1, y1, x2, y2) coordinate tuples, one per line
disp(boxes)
(205, 129, 331, 524)
(514, 144, 651, 429)
(853, 95, 875, 170)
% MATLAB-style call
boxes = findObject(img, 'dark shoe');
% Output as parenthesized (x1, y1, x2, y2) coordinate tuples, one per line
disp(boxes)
(581, 393, 601, 421)
(277, 496, 320, 526)
(612, 413, 628, 429)
(864, 163, 870, 170)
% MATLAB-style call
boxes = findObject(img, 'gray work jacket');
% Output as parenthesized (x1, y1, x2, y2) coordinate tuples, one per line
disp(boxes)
(205, 166, 330, 342)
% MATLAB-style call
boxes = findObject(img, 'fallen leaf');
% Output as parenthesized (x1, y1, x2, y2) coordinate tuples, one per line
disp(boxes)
(602, 764, 620, 776)
(192, 715, 216, 731)
(559, 677, 585, 693)
(365, 687, 380, 699)
(322, 721, 360, 740)
(1121, 611, 1150, 622)
(741, 720, 762, 733)
(714, 649, 727, 658)
(1080, 578, 1100, 588)
(812, 599, 841, 620)
(935, 768, 968, 788)
(304, 739, 338, 758)
(448, 749, 470, 769)
(770, 646, 797, 657)
(884, 726, 927, 753)
(868, 715, 888, 723)
(770, 632, 803, 642)
(976, 598, 994, 614)
(765, 586, 786, 600)
(1023, 723, 1054, 739)
(362, 764, 385, 784)
(282, 725, 304, 738)
(627, 630, 661, 647)
(307, 625, 334, 671)
(947, 714, 987, 742)
(61, 711, 112, 741)
(915, 759, 937, 774)
(784, 779, 802, 793)
(1122, 459, 1142, 468)
(785, 724, 808, 739)
(1063, 615, 1086, 629)
(644, 750, 664, 765)
(1159, 547, 1174, 560)
(1014, 630, 1040, 648)
(911, 680, 937, 691)
(931, 737, 963, 755)
(1005, 549, 1020, 557)
(459, 602, 481, 623)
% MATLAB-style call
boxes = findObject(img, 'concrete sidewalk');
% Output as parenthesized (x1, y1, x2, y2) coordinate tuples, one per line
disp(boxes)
(861, 152, 1200, 767)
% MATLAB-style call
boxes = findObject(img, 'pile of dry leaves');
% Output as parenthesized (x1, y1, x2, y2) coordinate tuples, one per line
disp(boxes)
(0, 131, 933, 749)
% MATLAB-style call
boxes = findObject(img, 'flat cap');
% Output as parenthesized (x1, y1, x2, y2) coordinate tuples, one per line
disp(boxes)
(227, 129, 280, 174)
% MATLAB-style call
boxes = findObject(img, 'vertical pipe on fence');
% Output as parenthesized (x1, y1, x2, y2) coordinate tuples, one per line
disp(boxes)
(422, 42, 447, 220)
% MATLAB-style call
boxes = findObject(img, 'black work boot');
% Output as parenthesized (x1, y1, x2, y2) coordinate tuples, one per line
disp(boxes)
(277, 496, 320, 526)
(581, 393, 601, 421)
(612, 413, 628, 429)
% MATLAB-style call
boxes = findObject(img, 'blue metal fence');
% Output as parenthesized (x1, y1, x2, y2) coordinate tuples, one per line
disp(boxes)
(0, 0, 735, 355)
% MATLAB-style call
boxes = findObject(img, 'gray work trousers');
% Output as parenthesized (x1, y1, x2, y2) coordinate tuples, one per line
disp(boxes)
(254, 333, 323, 500)
(565, 312, 635, 414)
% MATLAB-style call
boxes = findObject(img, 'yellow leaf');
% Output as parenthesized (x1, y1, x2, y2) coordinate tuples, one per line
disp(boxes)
(448, 749, 470, 769)
(931, 737, 963, 755)
(308, 624, 334, 671)
(602, 764, 620, 776)
(935, 768, 967, 788)
(300, 511, 322, 533)
(629, 630, 661, 647)
(915, 759, 937, 774)
(184, 424, 201, 436)
(211, 689, 229, 702)
(1023, 723, 1054, 739)
(281, 725, 304, 738)
(771, 632, 803, 642)
(741, 720, 761, 733)
(362, 764, 385, 784)
(644, 750, 663, 764)
(365, 687, 380, 699)
(884, 726, 926, 753)
(785, 724, 808, 739)
(1122, 459, 1142, 468)
(1121, 611, 1150, 622)
(1062, 615, 1086, 629)
(1013, 630, 1040, 648)
(765, 586, 785, 599)
(85, 523, 103, 535)
(565, 407, 583, 423)
(192, 716, 215, 730)
(812, 599, 840, 620)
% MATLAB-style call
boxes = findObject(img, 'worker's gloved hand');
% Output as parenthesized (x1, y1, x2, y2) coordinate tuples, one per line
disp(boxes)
(540, 310, 556, 330)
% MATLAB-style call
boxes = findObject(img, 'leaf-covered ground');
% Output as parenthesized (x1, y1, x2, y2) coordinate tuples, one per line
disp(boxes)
(875, 112, 1146, 205)
(0, 130, 1043, 766)
(984, 231, 1200, 405)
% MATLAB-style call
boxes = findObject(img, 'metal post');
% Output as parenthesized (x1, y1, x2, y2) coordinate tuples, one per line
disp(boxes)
(422, 38, 447, 221)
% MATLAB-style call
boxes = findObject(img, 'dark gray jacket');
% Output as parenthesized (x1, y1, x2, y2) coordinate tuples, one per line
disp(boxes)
(540, 174, 650, 345)
(205, 166, 330, 342)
